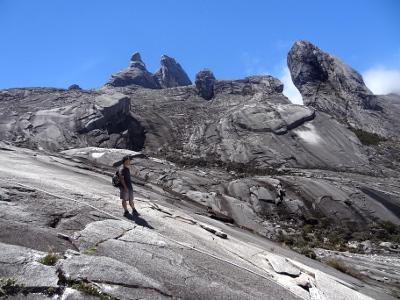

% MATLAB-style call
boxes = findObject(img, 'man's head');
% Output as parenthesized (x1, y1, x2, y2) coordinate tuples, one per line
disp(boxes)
(122, 155, 131, 167)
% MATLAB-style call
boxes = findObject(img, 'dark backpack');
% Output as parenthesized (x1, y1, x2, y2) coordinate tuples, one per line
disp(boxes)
(112, 170, 121, 187)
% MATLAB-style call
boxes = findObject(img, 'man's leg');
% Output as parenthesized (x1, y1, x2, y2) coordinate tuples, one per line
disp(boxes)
(122, 199, 129, 211)
(128, 190, 137, 214)
(120, 189, 130, 216)
(128, 199, 135, 210)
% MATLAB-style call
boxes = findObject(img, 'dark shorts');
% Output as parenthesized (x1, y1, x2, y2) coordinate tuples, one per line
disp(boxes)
(120, 189, 134, 201)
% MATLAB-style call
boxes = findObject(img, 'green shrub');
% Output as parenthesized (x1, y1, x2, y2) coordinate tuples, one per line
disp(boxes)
(72, 282, 114, 300)
(390, 288, 400, 299)
(350, 128, 386, 146)
(39, 251, 60, 266)
(298, 247, 316, 259)
(0, 277, 23, 297)
(83, 246, 97, 254)
(381, 220, 399, 235)
(326, 259, 362, 279)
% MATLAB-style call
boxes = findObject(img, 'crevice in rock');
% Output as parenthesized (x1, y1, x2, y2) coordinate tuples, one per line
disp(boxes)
(48, 214, 62, 228)
(91, 279, 173, 298)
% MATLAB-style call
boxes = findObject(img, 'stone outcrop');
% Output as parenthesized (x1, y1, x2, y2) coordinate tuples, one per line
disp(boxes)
(195, 69, 216, 100)
(288, 40, 372, 111)
(288, 40, 400, 138)
(107, 52, 192, 90)
(154, 55, 192, 88)
(107, 52, 161, 89)
(68, 84, 81, 90)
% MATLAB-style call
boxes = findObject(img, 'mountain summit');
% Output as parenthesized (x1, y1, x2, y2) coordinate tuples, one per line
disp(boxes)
(107, 53, 191, 89)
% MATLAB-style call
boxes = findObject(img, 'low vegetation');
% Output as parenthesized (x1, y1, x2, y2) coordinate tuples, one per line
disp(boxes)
(0, 277, 23, 297)
(83, 245, 97, 254)
(390, 289, 400, 299)
(350, 128, 386, 145)
(277, 219, 400, 257)
(162, 152, 283, 176)
(39, 251, 60, 266)
(72, 282, 115, 300)
(326, 259, 362, 279)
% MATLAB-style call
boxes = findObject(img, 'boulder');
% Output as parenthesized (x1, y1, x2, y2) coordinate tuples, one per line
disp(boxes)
(265, 253, 301, 277)
(195, 69, 216, 100)
(0, 188, 10, 201)
(68, 84, 82, 90)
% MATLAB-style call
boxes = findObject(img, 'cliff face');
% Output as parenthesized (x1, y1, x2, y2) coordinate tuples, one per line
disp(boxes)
(288, 40, 400, 139)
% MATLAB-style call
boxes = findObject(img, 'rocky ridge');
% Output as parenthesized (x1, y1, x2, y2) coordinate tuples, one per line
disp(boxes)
(107, 52, 191, 89)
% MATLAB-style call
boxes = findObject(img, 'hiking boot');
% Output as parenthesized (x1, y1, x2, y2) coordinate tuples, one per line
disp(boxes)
(132, 208, 139, 216)
(123, 210, 130, 217)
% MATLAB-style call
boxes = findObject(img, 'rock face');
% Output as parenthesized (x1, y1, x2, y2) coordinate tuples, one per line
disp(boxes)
(107, 52, 161, 89)
(0, 89, 145, 151)
(288, 40, 372, 110)
(154, 55, 192, 88)
(195, 69, 216, 100)
(288, 40, 400, 138)
(0, 146, 392, 300)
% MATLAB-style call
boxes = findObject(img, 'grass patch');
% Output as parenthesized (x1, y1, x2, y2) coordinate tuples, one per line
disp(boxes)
(83, 245, 97, 254)
(72, 282, 115, 300)
(350, 128, 386, 146)
(381, 220, 399, 235)
(326, 259, 362, 279)
(298, 246, 316, 259)
(161, 153, 283, 177)
(0, 277, 23, 297)
(390, 289, 400, 299)
(39, 251, 60, 266)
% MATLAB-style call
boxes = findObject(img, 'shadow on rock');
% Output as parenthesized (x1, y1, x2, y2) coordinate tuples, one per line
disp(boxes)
(128, 212, 154, 229)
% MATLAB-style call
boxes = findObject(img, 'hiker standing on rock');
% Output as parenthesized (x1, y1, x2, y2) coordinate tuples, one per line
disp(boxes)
(118, 155, 138, 217)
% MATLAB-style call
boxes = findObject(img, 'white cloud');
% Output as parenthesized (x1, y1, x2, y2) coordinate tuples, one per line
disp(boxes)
(362, 67, 400, 95)
(279, 66, 303, 105)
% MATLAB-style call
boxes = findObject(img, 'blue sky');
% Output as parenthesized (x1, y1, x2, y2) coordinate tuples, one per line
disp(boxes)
(0, 0, 399, 102)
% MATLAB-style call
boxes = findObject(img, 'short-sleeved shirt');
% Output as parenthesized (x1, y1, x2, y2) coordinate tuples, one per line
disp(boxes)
(118, 166, 133, 190)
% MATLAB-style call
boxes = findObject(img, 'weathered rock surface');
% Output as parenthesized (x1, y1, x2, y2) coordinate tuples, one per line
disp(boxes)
(0, 145, 395, 299)
(0, 242, 59, 289)
(58, 254, 166, 294)
(288, 40, 400, 139)
(265, 253, 301, 276)
(316, 248, 400, 297)
(154, 55, 192, 88)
